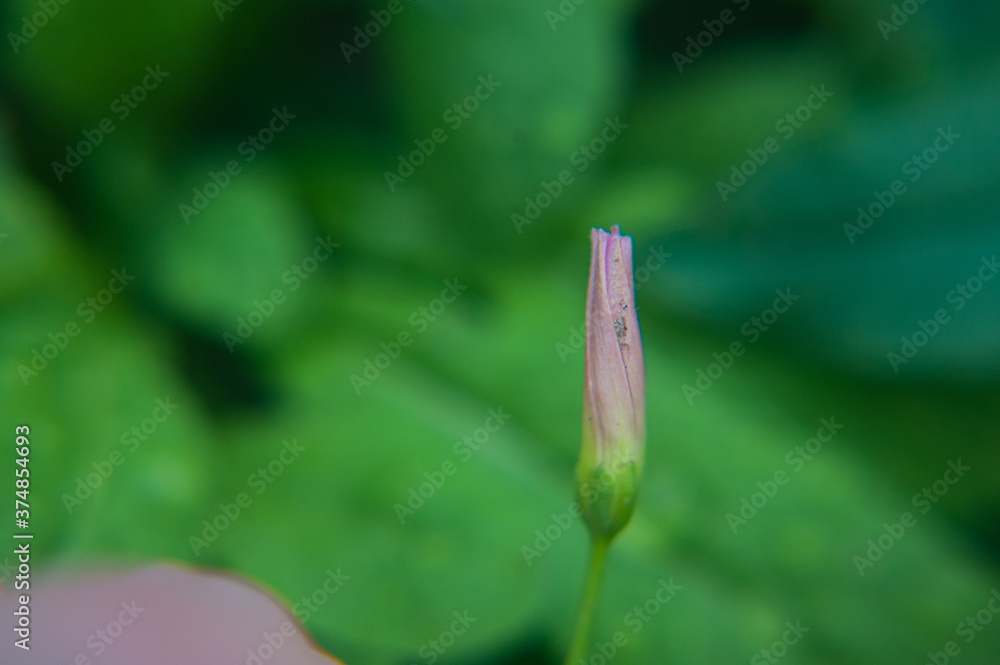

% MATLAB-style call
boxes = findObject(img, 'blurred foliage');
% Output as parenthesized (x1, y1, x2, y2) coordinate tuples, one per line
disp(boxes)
(2, 0, 999, 663)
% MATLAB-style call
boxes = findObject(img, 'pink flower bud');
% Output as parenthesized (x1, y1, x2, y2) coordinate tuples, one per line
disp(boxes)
(576, 225, 645, 540)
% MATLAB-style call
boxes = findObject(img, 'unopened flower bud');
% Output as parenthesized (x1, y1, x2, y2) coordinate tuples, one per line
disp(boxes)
(576, 226, 646, 541)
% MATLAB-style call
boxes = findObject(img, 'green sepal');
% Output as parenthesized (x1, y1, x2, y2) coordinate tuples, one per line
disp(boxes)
(576, 460, 640, 542)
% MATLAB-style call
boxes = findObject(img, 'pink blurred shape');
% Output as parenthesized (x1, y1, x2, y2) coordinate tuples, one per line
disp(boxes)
(0, 563, 344, 665)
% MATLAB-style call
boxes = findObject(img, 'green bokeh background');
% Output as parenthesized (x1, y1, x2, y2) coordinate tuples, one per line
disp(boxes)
(2, 1, 1000, 663)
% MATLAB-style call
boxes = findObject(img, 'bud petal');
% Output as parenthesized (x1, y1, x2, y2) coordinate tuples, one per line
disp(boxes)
(576, 226, 646, 541)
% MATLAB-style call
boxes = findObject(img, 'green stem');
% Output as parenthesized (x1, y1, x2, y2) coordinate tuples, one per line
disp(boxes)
(564, 537, 610, 665)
